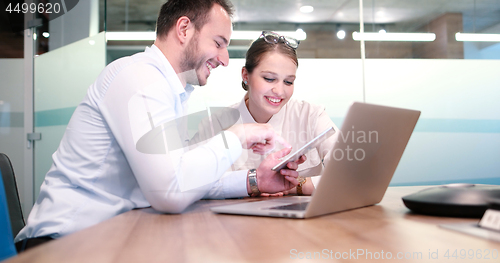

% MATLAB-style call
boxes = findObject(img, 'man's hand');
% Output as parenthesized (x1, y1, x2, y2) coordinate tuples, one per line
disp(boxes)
(249, 148, 307, 195)
(227, 123, 290, 155)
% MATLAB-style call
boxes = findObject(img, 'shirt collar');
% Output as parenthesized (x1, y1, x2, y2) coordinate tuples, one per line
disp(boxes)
(238, 96, 256, 124)
(147, 44, 194, 102)
(237, 95, 287, 132)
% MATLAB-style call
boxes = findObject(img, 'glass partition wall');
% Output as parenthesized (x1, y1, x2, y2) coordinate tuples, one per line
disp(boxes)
(30, 0, 107, 204)
(21, 0, 500, 207)
(358, 0, 500, 185)
(105, 0, 500, 59)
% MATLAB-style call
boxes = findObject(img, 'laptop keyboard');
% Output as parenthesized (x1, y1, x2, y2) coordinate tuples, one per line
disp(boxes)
(269, 202, 309, 211)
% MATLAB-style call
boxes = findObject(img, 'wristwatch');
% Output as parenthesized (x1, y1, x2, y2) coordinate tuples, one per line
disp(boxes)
(248, 169, 261, 196)
(296, 176, 306, 196)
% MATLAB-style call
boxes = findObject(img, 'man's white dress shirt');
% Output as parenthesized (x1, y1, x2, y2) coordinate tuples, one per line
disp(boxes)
(16, 45, 242, 241)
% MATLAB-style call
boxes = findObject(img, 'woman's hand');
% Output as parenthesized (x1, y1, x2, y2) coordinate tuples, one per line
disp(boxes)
(251, 150, 307, 194)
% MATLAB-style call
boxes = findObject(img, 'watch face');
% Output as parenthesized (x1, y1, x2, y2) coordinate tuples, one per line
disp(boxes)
(298, 176, 306, 186)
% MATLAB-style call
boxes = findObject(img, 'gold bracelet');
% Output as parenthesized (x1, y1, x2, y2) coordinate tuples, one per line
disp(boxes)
(296, 177, 306, 196)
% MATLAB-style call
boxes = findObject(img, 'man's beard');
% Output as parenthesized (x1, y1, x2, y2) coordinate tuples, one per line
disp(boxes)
(180, 34, 204, 86)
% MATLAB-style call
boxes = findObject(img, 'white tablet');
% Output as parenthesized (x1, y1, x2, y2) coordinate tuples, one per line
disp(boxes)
(271, 126, 336, 172)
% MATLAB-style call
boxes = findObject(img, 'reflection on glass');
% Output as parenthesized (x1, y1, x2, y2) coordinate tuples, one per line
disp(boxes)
(102, 0, 499, 59)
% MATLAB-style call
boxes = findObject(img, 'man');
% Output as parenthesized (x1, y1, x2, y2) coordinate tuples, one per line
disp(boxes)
(15, 0, 302, 252)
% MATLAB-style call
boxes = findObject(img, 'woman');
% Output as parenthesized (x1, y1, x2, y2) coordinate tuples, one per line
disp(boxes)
(230, 31, 339, 196)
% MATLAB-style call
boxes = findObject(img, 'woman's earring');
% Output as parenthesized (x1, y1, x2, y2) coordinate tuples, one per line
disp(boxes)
(244, 81, 248, 85)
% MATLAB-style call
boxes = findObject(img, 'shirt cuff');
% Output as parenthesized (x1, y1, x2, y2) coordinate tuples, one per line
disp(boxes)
(222, 169, 249, 198)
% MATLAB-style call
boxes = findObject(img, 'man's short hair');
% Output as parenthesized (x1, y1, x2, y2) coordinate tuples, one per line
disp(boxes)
(156, 0, 234, 38)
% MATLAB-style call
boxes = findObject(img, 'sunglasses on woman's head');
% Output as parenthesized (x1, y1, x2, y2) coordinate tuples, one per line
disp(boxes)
(260, 31, 300, 49)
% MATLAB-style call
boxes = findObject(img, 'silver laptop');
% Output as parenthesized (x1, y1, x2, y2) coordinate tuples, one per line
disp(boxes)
(210, 102, 421, 219)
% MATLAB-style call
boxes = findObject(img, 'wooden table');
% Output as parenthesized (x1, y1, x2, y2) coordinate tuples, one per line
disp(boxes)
(7, 186, 500, 262)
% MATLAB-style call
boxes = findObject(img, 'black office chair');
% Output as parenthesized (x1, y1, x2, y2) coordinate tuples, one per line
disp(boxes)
(0, 153, 25, 238)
